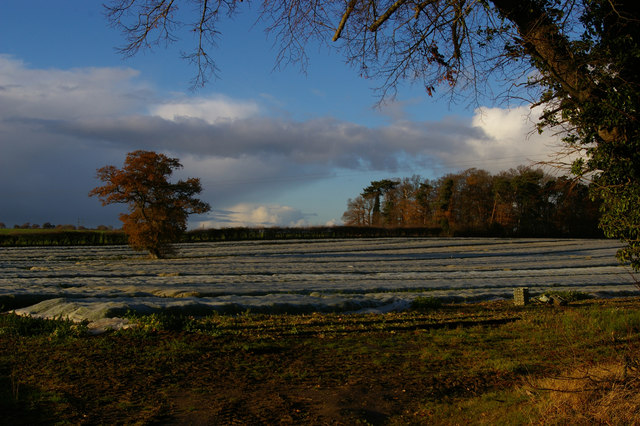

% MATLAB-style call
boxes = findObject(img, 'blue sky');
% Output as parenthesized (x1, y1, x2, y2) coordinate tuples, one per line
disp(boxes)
(0, 1, 566, 229)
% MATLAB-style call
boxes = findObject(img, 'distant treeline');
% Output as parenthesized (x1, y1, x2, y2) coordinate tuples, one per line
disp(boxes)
(182, 226, 444, 242)
(0, 222, 114, 231)
(1, 165, 605, 247)
(0, 226, 444, 247)
(0, 229, 127, 247)
(0, 223, 603, 247)
(342, 166, 603, 238)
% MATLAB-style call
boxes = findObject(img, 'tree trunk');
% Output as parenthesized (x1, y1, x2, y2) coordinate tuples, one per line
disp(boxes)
(489, 0, 590, 102)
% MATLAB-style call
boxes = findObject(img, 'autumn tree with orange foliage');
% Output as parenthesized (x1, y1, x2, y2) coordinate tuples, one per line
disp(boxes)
(343, 167, 601, 238)
(89, 150, 210, 258)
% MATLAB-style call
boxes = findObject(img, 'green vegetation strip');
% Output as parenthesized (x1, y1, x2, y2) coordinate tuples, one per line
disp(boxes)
(2, 298, 640, 424)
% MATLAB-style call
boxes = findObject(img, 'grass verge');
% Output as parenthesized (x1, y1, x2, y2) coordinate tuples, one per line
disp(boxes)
(2, 298, 640, 424)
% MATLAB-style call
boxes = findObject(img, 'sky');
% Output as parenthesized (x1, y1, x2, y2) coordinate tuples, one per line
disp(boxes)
(0, 1, 568, 229)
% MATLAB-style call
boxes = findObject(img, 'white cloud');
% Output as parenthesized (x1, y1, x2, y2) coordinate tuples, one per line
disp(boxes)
(0, 55, 572, 228)
(454, 105, 567, 172)
(473, 106, 535, 140)
(150, 96, 259, 124)
(200, 204, 315, 228)
(0, 55, 147, 120)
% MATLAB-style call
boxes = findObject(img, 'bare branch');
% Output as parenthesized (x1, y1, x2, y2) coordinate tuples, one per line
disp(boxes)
(105, 0, 178, 56)
(369, 0, 407, 32)
(333, 0, 359, 41)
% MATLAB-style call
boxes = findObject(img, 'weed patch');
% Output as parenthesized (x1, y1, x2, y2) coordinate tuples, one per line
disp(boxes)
(525, 355, 640, 424)
(0, 313, 88, 338)
(411, 296, 443, 310)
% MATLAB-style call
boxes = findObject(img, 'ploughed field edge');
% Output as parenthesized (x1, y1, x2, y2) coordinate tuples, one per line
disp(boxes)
(0, 238, 635, 333)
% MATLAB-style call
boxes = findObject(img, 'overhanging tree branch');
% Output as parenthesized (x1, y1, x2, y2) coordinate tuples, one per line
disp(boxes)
(369, 0, 407, 32)
(333, 0, 358, 41)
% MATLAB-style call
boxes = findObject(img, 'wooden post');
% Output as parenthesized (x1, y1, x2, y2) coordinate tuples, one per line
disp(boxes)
(514, 287, 530, 306)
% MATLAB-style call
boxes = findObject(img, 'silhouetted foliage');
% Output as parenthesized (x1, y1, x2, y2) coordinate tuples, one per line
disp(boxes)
(56, 224, 76, 230)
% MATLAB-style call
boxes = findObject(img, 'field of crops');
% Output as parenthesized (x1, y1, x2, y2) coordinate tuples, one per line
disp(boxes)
(0, 238, 635, 330)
